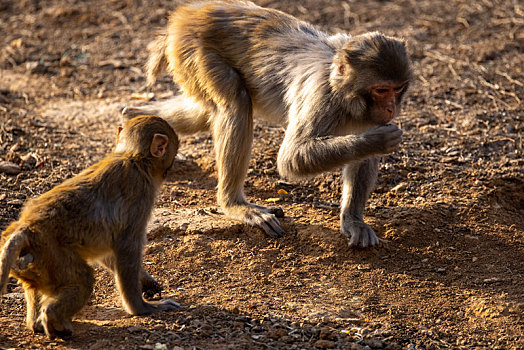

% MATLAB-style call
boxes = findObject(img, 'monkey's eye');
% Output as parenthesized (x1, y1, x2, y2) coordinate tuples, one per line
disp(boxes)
(374, 88, 389, 94)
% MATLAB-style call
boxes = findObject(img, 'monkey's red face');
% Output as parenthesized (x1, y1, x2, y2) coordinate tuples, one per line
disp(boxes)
(370, 82, 408, 124)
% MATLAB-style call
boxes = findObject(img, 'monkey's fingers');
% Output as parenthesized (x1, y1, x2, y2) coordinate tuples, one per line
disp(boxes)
(251, 203, 285, 218)
(156, 299, 180, 311)
(225, 205, 286, 238)
(343, 221, 380, 248)
(258, 214, 286, 238)
(266, 206, 285, 218)
(42, 306, 73, 340)
(348, 229, 380, 248)
(142, 278, 163, 300)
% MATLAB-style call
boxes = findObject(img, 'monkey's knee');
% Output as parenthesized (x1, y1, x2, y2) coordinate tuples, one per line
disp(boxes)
(12, 253, 34, 273)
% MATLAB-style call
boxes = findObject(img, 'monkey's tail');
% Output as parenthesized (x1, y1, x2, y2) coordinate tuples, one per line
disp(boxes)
(145, 31, 169, 86)
(0, 228, 28, 296)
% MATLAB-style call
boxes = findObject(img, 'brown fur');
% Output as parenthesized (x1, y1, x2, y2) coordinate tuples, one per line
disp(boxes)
(0, 116, 179, 339)
(123, 1, 412, 246)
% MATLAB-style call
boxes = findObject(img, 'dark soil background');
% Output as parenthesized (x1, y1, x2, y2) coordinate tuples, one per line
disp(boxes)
(0, 0, 523, 349)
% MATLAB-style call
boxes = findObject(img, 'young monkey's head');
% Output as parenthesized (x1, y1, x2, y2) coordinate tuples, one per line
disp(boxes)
(115, 115, 179, 174)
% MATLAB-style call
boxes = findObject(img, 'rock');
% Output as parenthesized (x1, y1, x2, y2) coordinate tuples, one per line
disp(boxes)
(384, 342, 402, 350)
(364, 338, 385, 349)
(7, 199, 24, 206)
(391, 182, 408, 192)
(349, 343, 367, 350)
(26, 61, 47, 74)
(506, 124, 516, 133)
(0, 161, 21, 174)
(320, 326, 338, 340)
(128, 326, 148, 333)
(314, 339, 336, 349)
(5, 145, 21, 163)
(267, 327, 288, 339)
(280, 335, 294, 343)
(89, 339, 112, 350)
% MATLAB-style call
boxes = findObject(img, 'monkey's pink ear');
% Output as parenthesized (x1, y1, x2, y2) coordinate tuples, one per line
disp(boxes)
(150, 133, 169, 158)
(335, 51, 351, 76)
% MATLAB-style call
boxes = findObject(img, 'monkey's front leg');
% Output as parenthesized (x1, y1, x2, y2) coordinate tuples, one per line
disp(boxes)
(113, 243, 178, 315)
(340, 158, 380, 248)
(100, 254, 162, 300)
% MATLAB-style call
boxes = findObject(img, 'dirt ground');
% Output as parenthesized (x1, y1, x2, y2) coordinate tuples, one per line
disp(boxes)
(0, 0, 523, 349)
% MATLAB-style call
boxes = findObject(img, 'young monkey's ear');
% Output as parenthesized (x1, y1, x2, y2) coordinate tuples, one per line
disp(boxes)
(150, 133, 169, 158)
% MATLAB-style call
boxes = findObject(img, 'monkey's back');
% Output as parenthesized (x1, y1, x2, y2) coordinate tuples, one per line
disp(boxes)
(163, 1, 337, 122)
(15, 155, 156, 257)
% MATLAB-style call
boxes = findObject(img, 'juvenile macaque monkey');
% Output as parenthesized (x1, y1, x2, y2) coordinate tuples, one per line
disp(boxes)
(123, 1, 412, 247)
(0, 116, 179, 339)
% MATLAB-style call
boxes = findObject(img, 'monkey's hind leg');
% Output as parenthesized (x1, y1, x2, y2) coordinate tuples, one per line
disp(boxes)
(210, 80, 285, 238)
(39, 252, 95, 339)
(340, 158, 380, 248)
(122, 94, 211, 135)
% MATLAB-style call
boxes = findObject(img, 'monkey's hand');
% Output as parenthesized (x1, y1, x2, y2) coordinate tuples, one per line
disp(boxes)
(362, 124, 403, 154)
(141, 273, 163, 300)
(224, 204, 286, 238)
(341, 217, 380, 248)
(40, 305, 73, 340)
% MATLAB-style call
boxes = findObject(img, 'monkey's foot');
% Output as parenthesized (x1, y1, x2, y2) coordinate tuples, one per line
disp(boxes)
(41, 306, 73, 340)
(341, 219, 380, 248)
(224, 204, 286, 238)
(138, 299, 180, 315)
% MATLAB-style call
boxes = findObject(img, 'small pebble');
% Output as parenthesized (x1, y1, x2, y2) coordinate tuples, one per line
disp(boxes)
(0, 161, 21, 175)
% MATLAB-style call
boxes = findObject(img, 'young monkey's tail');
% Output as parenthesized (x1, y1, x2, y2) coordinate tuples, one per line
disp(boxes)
(0, 228, 29, 296)
(145, 31, 169, 87)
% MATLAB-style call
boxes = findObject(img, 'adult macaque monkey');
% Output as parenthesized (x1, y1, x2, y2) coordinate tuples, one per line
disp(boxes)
(123, 1, 412, 247)
(0, 116, 179, 339)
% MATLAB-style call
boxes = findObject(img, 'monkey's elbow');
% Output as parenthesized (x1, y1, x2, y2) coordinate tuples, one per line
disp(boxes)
(277, 161, 302, 181)
(277, 148, 318, 180)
